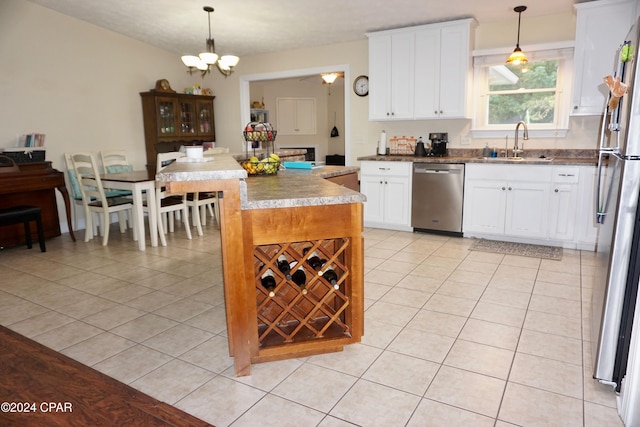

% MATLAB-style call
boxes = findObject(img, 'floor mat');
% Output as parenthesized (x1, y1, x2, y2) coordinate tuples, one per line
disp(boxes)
(469, 239, 562, 260)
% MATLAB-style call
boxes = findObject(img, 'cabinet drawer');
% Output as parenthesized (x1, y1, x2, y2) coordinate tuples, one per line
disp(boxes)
(360, 161, 411, 177)
(552, 167, 579, 183)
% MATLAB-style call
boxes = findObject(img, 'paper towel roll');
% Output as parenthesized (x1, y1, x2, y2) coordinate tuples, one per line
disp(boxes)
(378, 130, 387, 155)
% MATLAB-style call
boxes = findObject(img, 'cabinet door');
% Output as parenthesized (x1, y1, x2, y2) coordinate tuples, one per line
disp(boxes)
(383, 176, 411, 228)
(389, 32, 414, 120)
(196, 100, 214, 136)
(463, 179, 506, 234)
(156, 97, 178, 136)
(414, 28, 440, 119)
(276, 98, 316, 135)
(505, 182, 550, 238)
(360, 176, 385, 225)
(178, 99, 197, 135)
(368, 35, 393, 120)
(438, 24, 470, 118)
(368, 32, 414, 120)
(572, 0, 637, 115)
(549, 183, 579, 241)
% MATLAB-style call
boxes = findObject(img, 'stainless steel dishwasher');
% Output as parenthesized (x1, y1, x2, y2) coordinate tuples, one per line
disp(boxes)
(411, 163, 464, 235)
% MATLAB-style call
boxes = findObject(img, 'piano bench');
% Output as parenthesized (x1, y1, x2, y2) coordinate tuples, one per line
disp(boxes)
(0, 206, 46, 252)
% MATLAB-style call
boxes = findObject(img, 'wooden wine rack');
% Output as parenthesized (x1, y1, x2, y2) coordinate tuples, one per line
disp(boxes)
(254, 238, 351, 347)
(242, 203, 364, 366)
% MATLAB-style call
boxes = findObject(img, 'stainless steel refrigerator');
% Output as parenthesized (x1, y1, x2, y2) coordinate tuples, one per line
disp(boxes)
(593, 16, 640, 409)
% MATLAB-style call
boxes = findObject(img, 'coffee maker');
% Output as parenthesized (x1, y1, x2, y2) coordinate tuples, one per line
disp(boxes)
(429, 132, 448, 157)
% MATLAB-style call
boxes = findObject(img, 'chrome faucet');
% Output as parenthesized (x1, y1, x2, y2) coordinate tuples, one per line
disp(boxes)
(514, 121, 528, 158)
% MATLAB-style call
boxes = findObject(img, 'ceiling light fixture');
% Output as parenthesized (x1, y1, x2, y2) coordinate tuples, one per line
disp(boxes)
(506, 5, 528, 65)
(321, 73, 339, 85)
(181, 6, 239, 77)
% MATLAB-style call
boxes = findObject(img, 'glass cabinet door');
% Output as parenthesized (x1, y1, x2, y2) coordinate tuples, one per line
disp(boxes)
(197, 100, 213, 134)
(179, 100, 196, 135)
(157, 98, 176, 135)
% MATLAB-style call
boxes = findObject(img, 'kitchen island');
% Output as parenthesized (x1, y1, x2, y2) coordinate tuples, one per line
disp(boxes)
(157, 155, 365, 376)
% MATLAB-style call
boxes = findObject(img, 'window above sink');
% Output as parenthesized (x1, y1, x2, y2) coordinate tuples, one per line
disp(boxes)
(470, 42, 574, 139)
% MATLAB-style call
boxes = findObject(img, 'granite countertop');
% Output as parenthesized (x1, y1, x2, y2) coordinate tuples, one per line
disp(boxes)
(156, 154, 365, 211)
(357, 149, 599, 166)
(243, 173, 364, 210)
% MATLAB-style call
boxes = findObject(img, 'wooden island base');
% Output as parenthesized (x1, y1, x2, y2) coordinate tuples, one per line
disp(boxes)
(161, 156, 365, 376)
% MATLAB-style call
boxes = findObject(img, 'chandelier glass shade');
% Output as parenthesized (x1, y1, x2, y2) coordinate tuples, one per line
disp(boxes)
(506, 6, 528, 65)
(182, 6, 239, 77)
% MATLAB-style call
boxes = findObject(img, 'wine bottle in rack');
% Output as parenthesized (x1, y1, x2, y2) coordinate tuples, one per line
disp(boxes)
(290, 261, 308, 294)
(322, 267, 340, 290)
(260, 266, 276, 297)
(303, 247, 326, 272)
(277, 255, 292, 280)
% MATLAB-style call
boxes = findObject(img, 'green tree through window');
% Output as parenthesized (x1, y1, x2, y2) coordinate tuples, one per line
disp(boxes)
(487, 60, 558, 125)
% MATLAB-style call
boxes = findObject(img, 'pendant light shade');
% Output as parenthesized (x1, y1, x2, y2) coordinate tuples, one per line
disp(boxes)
(506, 6, 528, 65)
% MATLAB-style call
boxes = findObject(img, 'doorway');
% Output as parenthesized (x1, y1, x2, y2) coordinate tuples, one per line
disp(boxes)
(239, 65, 350, 165)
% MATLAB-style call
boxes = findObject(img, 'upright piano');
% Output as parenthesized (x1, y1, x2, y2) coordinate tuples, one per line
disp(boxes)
(0, 161, 75, 248)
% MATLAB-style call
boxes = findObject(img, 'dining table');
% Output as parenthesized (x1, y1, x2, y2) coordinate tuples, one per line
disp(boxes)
(100, 170, 158, 251)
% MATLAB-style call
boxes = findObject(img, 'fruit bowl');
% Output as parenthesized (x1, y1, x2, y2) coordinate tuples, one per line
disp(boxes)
(243, 122, 277, 144)
(240, 158, 279, 175)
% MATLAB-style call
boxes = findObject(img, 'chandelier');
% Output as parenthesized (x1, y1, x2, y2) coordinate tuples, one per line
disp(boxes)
(506, 6, 528, 65)
(181, 6, 239, 77)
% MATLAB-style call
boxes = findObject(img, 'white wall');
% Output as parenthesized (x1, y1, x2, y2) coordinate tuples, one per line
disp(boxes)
(0, 0, 213, 232)
(1, 1, 597, 233)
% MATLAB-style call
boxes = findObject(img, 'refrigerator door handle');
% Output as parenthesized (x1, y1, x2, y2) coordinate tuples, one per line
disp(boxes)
(596, 151, 606, 224)
(596, 151, 621, 224)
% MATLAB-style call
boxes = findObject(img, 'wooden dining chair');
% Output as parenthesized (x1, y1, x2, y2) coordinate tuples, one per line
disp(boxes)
(70, 152, 133, 245)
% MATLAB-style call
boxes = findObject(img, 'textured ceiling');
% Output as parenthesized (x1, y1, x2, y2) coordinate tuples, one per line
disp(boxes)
(26, 0, 593, 58)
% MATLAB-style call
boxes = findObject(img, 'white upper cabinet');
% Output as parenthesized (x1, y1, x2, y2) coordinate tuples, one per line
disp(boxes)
(414, 22, 474, 119)
(571, 0, 639, 116)
(368, 19, 475, 121)
(276, 98, 316, 135)
(368, 32, 415, 120)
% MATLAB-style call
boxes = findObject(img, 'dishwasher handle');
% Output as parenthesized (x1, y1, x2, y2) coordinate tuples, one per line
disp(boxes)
(413, 165, 463, 174)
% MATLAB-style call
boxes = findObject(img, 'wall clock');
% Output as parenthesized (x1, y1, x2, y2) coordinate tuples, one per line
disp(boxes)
(353, 75, 369, 97)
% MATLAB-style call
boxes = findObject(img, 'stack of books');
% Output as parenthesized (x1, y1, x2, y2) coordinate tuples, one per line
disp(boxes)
(18, 133, 46, 147)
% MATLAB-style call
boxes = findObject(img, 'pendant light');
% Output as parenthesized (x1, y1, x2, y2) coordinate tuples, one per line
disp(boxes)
(181, 6, 239, 77)
(506, 6, 528, 65)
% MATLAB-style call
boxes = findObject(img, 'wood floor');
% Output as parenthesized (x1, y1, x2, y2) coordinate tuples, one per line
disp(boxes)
(0, 326, 214, 426)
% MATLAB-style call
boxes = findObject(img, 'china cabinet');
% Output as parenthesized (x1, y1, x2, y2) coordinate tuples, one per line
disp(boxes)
(140, 90, 215, 174)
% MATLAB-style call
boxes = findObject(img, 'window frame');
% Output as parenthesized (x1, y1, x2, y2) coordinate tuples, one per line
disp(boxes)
(471, 43, 574, 139)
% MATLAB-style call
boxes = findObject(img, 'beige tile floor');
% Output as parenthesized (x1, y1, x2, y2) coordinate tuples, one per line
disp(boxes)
(0, 222, 626, 426)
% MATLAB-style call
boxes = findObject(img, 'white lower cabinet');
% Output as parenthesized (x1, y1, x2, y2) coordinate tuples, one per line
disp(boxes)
(548, 167, 580, 241)
(464, 163, 598, 249)
(464, 164, 551, 239)
(360, 161, 412, 231)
